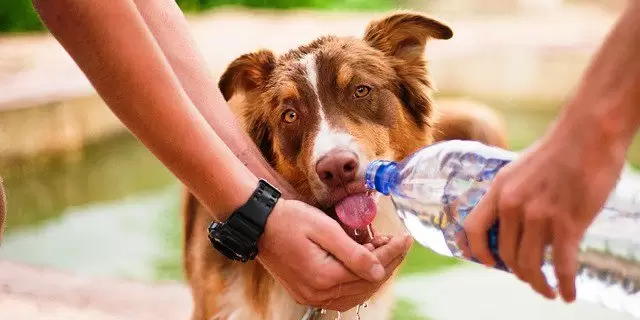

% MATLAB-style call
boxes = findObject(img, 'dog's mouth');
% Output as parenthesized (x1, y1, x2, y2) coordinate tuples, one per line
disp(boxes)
(325, 189, 378, 245)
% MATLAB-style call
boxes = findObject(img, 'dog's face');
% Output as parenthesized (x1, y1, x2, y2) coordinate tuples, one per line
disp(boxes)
(219, 12, 452, 240)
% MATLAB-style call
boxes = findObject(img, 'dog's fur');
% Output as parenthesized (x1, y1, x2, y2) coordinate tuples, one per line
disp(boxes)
(182, 11, 509, 320)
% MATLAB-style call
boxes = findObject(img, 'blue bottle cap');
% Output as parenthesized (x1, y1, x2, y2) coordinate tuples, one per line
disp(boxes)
(365, 160, 398, 196)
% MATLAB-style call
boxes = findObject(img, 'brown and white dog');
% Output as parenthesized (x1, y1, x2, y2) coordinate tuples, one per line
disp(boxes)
(182, 11, 509, 320)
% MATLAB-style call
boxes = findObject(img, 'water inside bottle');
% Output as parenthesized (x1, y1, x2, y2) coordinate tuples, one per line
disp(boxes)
(382, 147, 640, 318)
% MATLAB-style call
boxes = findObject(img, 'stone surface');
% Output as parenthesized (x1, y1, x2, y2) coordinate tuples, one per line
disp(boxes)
(0, 262, 192, 320)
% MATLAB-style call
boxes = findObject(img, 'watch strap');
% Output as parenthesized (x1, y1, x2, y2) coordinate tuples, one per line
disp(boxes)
(235, 179, 281, 235)
(207, 179, 281, 262)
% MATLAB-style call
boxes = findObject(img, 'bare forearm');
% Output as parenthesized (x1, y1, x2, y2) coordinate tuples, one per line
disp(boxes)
(131, 0, 301, 201)
(32, 0, 257, 219)
(559, 0, 640, 147)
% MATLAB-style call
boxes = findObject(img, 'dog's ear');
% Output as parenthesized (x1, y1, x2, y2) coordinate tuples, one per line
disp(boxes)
(218, 50, 276, 101)
(363, 11, 452, 62)
(364, 12, 452, 129)
(218, 50, 277, 164)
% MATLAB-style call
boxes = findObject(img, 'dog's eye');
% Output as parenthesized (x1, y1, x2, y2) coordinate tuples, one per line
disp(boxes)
(354, 85, 371, 98)
(281, 109, 298, 123)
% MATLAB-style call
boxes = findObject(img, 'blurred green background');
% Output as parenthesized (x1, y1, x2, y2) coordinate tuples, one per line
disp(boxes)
(0, 0, 637, 320)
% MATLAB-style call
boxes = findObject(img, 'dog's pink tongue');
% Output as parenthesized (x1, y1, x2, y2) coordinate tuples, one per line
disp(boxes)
(335, 194, 377, 230)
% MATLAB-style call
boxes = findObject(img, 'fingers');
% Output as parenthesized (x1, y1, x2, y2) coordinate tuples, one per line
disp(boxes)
(464, 185, 499, 267)
(373, 234, 412, 266)
(371, 236, 391, 248)
(517, 214, 555, 299)
(364, 236, 392, 251)
(333, 234, 411, 284)
(552, 228, 579, 303)
(320, 253, 406, 311)
(311, 222, 385, 282)
(308, 237, 409, 311)
(337, 255, 406, 295)
(498, 205, 523, 277)
(321, 293, 370, 312)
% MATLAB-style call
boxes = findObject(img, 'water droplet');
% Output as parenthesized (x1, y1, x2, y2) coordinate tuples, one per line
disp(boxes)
(335, 311, 341, 320)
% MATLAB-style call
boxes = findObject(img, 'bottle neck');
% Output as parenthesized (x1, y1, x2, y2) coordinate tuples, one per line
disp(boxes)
(365, 160, 399, 196)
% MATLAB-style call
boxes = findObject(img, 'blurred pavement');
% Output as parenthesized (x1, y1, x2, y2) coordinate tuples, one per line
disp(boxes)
(0, 262, 191, 320)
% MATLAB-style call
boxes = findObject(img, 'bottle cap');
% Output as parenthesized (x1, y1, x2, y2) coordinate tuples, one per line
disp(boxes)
(365, 160, 397, 195)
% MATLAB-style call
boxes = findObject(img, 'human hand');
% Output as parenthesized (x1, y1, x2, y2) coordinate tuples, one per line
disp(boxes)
(258, 198, 412, 311)
(325, 234, 413, 311)
(463, 124, 627, 302)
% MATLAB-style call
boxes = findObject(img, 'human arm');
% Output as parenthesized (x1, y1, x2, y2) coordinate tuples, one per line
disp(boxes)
(129, 0, 302, 201)
(31, 0, 410, 310)
(464, 0, 640, 302)
(32, 0, 257, 219)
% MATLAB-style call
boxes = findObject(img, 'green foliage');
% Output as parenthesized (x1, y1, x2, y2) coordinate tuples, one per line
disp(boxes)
(0, 0, 45, 32)
(399, 244, 460, 276)
(392, 299, 432, 320)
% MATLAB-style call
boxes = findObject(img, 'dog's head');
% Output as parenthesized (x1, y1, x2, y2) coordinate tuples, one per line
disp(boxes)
(219, 12, 452, 241)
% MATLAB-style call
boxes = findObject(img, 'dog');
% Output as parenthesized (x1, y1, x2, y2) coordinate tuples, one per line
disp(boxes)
(182, 11, 509, 320)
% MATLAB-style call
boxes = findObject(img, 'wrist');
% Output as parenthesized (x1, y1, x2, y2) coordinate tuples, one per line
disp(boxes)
(207, 179, 282, 262)
(256, 198, 285, 254)
(554, 97, 636, 155)
(545, 100, 629, 169)
(209, 174, 259, 222)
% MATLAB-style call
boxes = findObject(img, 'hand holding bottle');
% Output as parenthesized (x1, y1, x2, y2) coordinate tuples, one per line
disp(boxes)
(464, 123, 628, 302)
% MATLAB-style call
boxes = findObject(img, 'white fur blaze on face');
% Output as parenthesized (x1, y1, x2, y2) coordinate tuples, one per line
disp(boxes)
(301, 54, 319, 94)
(312, 118, 367, 168)
(300, 54, 369, 181)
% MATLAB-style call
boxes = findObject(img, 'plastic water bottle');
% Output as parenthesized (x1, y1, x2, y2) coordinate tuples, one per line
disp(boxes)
(364, 140, 640, 318)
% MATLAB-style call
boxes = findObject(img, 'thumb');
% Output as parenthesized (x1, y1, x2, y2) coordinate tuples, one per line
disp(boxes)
(310, 220, 385, 282)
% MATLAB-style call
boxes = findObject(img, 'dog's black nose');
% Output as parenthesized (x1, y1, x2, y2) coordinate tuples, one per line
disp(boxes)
(315, 149, 359, 188)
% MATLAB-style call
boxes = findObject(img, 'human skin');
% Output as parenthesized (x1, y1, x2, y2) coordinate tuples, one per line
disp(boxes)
(31, 0, 410, 310)
(464, 0, 640, 303)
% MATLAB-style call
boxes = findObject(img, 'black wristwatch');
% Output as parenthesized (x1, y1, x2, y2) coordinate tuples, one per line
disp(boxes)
(207, 179, 281, 263)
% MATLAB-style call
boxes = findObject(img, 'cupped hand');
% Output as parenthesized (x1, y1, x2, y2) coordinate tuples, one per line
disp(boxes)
(258, 198, 412, 311)
(463, 125, 627, 302)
